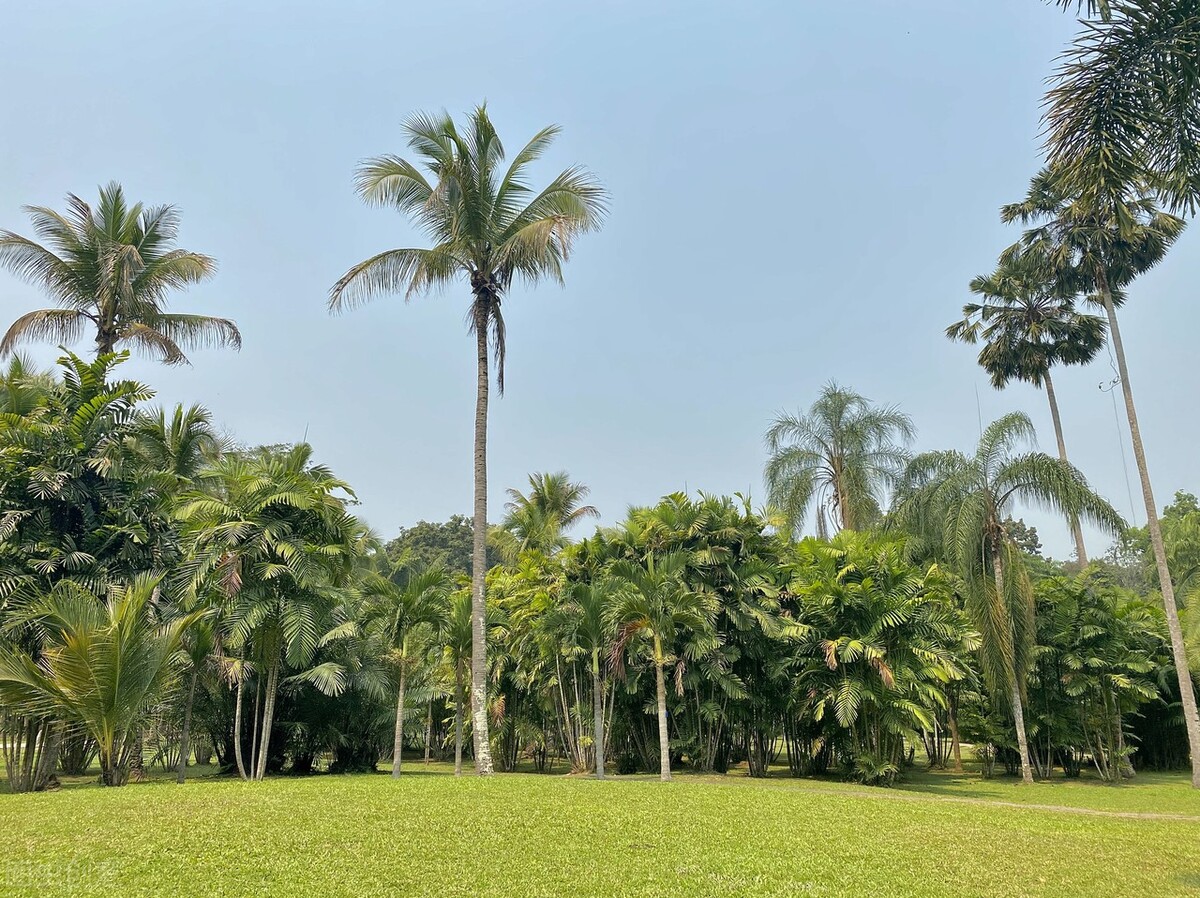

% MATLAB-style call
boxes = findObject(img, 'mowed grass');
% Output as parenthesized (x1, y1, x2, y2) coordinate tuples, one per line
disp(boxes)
(3, 766, 1200, 897)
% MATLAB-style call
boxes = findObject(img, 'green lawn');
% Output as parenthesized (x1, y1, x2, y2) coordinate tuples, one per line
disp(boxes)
(4, 765, 1200, 897)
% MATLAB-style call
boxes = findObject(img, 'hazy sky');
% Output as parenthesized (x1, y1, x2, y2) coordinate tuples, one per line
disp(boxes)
(2, 1, 1196, 559)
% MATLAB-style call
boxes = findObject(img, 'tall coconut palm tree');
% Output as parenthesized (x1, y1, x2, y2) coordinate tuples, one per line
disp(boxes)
(493, 471, 600, 561)
(329, 107, 607, 774)
(609, 550, 717, 782)
(1003, 169, 1200, 786)
(893, 413, 1124, 783)
(363, 563, 450, 777)
(765, 383, 914, 538)
(947, 244, 1106, 564)
(0, 183, 240, 365)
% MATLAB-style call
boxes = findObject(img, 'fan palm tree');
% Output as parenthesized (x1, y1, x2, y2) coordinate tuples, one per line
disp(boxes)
(329, 107, 607, 775)
(493, 471, 600, 561)
(765, 383, 914, 538)
(893, 413, 1124, 783)
(0, 183, 240, 365)
(363, 563, 450, 777)
(1003, 169, 1200, 786)
(947, 244, 1106, 564)
(0, 575, 201, 786)
(609, 550, 717, 781)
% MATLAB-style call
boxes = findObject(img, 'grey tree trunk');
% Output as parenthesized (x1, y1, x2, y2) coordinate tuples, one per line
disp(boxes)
(592, 648, 605, 779)
(424, 701, 432, 766)
(250, 678, 262, 779)
(1100, 280, 1200, 788)
(35, 720, 61, 789)
(653, 636, 671, 782)
(233, 670, 248, 780)
(176, 668, 198, 784)
(946, 690, 964, 774)
(454, 662, 465, 777)
(470, 303, 494, 775)
(993, 548, 1034, 784)
(255, 659, 279, 781)
(1043, 370, 1088, 565)
(391, 667, 407, 778)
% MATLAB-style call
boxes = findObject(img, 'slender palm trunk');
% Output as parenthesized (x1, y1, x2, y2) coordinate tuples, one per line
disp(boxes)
(391, 666, 407, 778)
(470, 301, 494, 775)
(454, 661, 465, 777)
(176, 668, 198, 784)
(233, 670, 248, 780)
(250, 678, 262, 778)
(1043, 371, 1088, 565)
(1099, 277, 1200, 788)
(653, 635, 671, 782)
(424, 701, 432, 766)
(947, 689, 964, 774)
(833, 457, 852, 532)
(38, 721, 62, 789)
(255, 659, 279, 781)
(592, 648, 605, 779)
(993, 548, 1034, 784)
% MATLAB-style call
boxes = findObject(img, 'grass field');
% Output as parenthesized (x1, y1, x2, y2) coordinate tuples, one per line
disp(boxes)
(4, 764, 1200, 897)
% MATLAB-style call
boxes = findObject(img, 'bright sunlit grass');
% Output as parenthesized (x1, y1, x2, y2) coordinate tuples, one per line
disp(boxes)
(4, 765, 1200, 897)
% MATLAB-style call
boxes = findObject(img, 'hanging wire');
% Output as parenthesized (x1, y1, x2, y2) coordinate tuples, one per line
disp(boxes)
(1099, 344, 1138, 525)
(974, 382, 984, 439)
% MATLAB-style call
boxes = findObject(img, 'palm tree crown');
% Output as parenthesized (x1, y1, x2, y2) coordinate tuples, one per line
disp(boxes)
(765, 383, 914, 538)
(947, 245, 1105, 390)
(1043, 0, 1200, 214)
(328, 105, 608, 388)
(0, 182, 239, 365)
(494, 471, 599, 560)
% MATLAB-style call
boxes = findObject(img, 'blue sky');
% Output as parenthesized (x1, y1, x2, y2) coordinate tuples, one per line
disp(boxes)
(2, 1, 1196, 559)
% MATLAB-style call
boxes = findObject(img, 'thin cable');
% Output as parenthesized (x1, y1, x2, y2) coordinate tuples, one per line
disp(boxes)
(974, 383, 983, 438)
(1100, 345, 1138, 525)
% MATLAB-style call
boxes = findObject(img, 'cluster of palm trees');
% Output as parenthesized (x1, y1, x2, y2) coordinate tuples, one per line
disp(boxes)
(440, 460, 1170, 787)
(764, 386, 1130, 784)
(0, 351, 370, 789)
